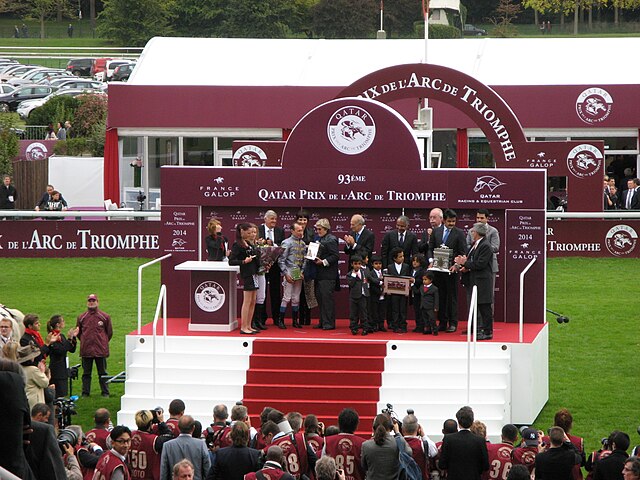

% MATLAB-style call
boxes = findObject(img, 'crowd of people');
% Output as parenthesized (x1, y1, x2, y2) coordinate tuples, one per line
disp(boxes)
(603, 174, 640, 210)
(0, 376, 638, 480)
(215, 207, 499, 339)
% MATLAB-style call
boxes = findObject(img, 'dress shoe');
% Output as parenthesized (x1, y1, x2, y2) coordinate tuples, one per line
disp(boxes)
(477, 332, 493, 340)
(412, 328, 424, 333)
(361, 330, 369, 336)
(322, 326, 335, 330)
(351, 329, 358, 336)
(432, 329, 438, 336)
(446, 326, 457, 333)
(313, 324, 323, 329)
(378, 326, 387, 332)
(240, 330, 259, 335)
(423, 330, 432, 335)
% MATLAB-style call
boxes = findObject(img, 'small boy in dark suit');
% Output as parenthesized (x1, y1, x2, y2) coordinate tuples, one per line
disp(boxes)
(386, 247, 412, 333)
(421, 271, 439, 336)
(347, 255, 371, 336)
(368, 254, 386, 332)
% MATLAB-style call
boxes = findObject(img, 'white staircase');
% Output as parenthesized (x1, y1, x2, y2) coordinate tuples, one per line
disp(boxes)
(379, 340, 512, 442)
(118, 335, 255, 428)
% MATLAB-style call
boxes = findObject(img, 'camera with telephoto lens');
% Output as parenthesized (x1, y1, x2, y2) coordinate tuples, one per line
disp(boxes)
(57, 428, 78, 453)
(151, 407, 163, 424)
(54, 397, 78, 429)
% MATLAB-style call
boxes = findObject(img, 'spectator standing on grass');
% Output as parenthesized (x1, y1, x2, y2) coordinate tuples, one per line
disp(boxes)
(0, 174, 17, 212)
(76, 293, 113, 398)
(68, 24, 74, 37)
(46, 314, 78, 397)
(534, 426, 582, 480)
(14, 25, 20, 38)
(593, 431, 631, 480)
(22, 23, 28, 38)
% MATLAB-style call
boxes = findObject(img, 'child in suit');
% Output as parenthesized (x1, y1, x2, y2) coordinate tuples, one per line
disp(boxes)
(368, 254, 386, 332)
(347, 255, 371, 336)
(410, 254, 427, 333)
(421, 271, 439, 336)
(386, 247, 412, 333)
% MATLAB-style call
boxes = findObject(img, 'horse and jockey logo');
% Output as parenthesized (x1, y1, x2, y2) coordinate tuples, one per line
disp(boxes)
(327, 106, 376, 155)
(567, 144, 603, 178)
(576, 88, 613, 124)
(194, 281, 226, 312)
(474, 176, 506, 192)
(605, 225, 637, 257)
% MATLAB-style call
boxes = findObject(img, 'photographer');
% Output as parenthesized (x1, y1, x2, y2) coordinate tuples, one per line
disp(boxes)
(362, 413, 411, 480)
(86, 408, 111, 449)
(59, 426, 90, 480)
(204, 404, 232, 457)
(402, 413, 438, 480)
(66, 424, 104, 480)
(315, 455, 346, 480)
(267, 409, 317, 480)
(130, 409, 173, 480)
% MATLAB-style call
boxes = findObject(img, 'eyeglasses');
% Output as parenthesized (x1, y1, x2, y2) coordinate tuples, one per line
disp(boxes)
(113, 438, 131, 444)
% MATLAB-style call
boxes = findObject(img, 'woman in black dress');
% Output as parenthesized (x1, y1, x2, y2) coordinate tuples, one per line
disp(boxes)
(228, 223, 261, 334)
(205, 218, 229, 261)
(46, 315, 78, 397)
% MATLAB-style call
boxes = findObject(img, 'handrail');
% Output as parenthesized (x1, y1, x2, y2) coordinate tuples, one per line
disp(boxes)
(545, 211, 640, 219)
(138, 254, 172, 334)
(466, 285, 478, 404)
(151, 284, 167, 399)
(519, 258, 537, 343)
(4, 210, 160, 219)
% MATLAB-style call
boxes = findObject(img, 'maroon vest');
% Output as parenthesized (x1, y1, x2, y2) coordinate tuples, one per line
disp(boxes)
(92, 451, 130, 480)
(323, 433, 366, 480)
(511, 446, 538, 473)
(86, 428, 110, 450)
(483, 442, 514, 480)
(129, 430, 160, 480)
(272, 432, 310, 479)
(404, 436, 428, 480)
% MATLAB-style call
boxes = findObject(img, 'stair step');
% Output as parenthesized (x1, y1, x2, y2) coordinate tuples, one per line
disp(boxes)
(252, 339, 387, 356)
(246, 369, 381, 386)
(242, 399, 379, 416)
(244, 384, 379, 401)
(250, 354, 384, 370)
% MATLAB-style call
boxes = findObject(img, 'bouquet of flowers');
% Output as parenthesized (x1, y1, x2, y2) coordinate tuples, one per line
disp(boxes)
(256, 245, 284, 274)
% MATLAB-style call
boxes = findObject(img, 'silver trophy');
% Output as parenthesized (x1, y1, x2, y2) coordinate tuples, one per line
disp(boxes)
(429, 244, 453, 273)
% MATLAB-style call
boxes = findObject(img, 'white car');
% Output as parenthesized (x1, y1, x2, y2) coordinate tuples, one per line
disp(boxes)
(17, 88, 106, 119)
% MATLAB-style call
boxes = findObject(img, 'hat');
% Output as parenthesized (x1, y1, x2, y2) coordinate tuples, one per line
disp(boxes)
(521, 427, 538, 447)
(87, 294, 98, 301)
(314, 218, 331, 230)
(17, 343, 41, 365)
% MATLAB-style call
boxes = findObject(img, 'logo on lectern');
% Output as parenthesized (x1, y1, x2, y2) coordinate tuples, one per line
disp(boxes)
(327, 106, 376, 155)
(194, 281, 226, 312)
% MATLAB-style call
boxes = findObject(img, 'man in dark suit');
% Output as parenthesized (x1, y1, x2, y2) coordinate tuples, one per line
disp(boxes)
(258, 210, 286, 327)
(35, 184, 68, 211)
(343, 214, 375, 268)
(428, 209, 467, 332)
(313, 218, 339, 330)
(456, 222, 495, 340)
(381, 215, 418, 269)
(347, 255, 374, 336)
(438, 406, 489, 480)
(534, 426, 583, 480)
(622, 178, 640, 210)
(207, 422, 261, 480)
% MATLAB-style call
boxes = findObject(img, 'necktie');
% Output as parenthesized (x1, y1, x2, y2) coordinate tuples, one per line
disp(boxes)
(442, 228, 450, 244)
(627, 190, 633, 209)
(399, 233, 404, 245)
(355, 232, 360, 243)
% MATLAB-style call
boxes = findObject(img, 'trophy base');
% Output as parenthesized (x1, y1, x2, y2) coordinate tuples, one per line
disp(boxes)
(428, 266, 452, 274)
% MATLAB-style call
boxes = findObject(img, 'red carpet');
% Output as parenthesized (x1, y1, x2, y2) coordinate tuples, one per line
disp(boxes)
(243, 339, 386, 434)
(136, 318, 545, 344)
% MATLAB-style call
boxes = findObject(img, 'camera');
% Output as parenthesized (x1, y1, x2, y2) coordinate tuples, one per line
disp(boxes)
(601, 437, 609, 449)
(381, 403, 407, 432)
(57, 428, 78, 453)
(54, 397, 78, 429)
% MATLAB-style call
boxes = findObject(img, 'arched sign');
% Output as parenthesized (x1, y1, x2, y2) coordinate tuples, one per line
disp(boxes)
(338, 63, 528, 165)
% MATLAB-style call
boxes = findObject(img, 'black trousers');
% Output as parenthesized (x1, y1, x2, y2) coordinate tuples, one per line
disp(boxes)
(349, 296, 368, 330)
(315, 279, 336, 328)
(389, 294, 407, 330)
(266, 266, 282, 322)
(82, 357, 109, 396)
(434, 272, 459, 329)
(369, 297, 386, 329)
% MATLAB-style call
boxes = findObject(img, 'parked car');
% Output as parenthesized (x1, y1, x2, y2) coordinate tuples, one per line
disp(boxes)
(112, 63, 134, 82)
(99, 60, 135, 82)
(0, 65, 41, 82)
(463, 24, 488, 36)
(17, 88, 106, 119)
(0, 84, 16, 95)
(66, 58, 94, 77)
(9, 68, 71, 86)
(47, 78, 107, 91)
(0, 84, 54, 112)
(90, 57, 112, 80)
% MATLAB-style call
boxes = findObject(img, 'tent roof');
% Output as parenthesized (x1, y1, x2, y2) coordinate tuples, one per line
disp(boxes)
(129, 37, 640, 87)
(429, 0, 460, 10)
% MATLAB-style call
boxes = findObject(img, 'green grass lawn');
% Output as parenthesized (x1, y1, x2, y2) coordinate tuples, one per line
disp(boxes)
(0, 257, 638, 456)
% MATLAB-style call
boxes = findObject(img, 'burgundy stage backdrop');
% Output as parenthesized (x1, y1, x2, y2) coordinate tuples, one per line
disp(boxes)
(161, 97, 547, 324)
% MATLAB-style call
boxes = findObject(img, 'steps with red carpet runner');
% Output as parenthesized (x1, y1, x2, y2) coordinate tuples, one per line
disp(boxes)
(243, 339, 387, 432)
